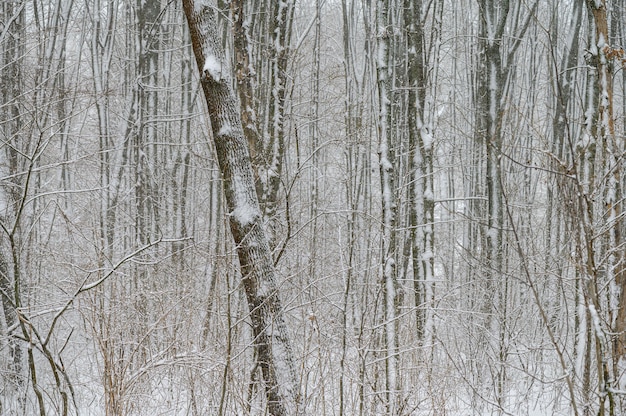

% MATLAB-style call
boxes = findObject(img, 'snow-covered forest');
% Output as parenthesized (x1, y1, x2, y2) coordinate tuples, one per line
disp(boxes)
(1, 0, 625, 414)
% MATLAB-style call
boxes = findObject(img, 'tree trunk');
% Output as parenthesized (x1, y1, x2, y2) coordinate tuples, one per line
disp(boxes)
(375, 0, 400, 411)
(182, 2, 301, 415)
(585, 1, 623, 412)
(0, 0, 26, 407)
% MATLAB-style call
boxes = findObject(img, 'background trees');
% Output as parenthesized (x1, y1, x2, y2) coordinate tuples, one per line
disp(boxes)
(0, 0, 624, 415)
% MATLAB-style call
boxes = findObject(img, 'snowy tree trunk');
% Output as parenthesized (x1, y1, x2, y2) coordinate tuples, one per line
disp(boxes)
(375, 0, 400, 411)
(134, 0, 161, 258)
(473, 1, 506, 407)
(405, 0, 426, 342)
(546, 5, 587, 408)
(608, 0, 626, 396)
(404, 0, 442, 347)
(584, 1, 623, 412)
(231, 0, 262, 196)
(473, 0, 538, 407)
(231, 0, 295, 247)
(263, 0, 293, 227)
(0, 1, 26, 408)
(476, 0, 504, 318)
(182, 2, 301, 415)
(87, 0, 118, 259)
(339, 1, 374, 413)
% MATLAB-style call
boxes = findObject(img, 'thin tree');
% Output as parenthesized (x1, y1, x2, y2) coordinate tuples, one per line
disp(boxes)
(0, 2, 25, 405)
(374, 0, 400, 411)
(404, 0, 443, 347)
(472, 0, 538, 407)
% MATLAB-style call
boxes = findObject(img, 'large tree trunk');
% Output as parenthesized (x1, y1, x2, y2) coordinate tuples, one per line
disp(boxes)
(182, 2, 301, 415)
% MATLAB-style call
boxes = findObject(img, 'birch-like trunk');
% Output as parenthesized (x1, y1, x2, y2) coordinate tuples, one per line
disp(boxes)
(182, 2, 301, 415)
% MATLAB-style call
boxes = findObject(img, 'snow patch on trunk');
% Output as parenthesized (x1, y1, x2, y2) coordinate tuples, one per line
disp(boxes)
(217, 121, 233, 137)
(193, 0, 210, 14)
(423, 188, 434, 202)
(588, 303, 603, 339)
(421, 127, 433, 151)
(231, 173, 261, 226)
(203, 53, 224, 82)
